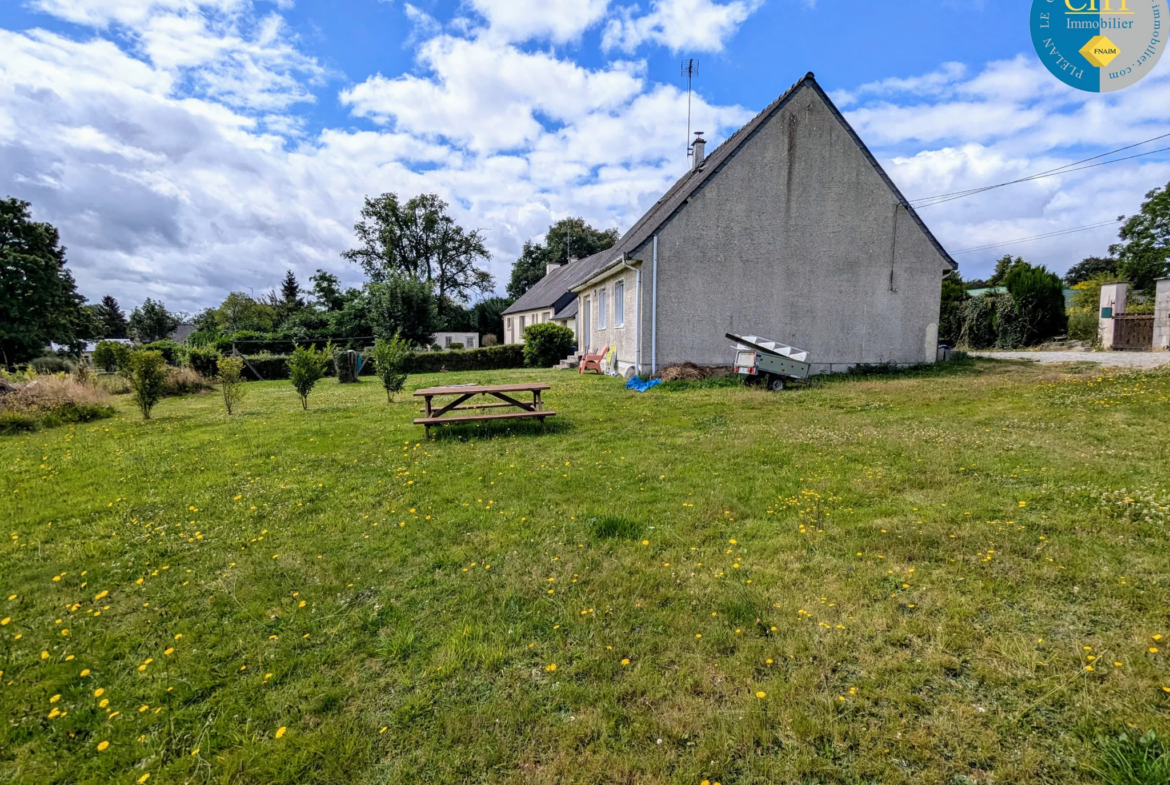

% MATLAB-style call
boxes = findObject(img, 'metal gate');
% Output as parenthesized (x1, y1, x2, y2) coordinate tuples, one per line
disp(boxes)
(1113, 315, 1154, 350)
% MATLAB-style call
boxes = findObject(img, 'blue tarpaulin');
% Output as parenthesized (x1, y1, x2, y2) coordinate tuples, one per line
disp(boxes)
(625, 377, 661, 393)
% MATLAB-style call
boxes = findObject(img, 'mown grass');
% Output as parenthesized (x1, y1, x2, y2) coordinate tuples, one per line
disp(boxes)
(2, 360, 1169, 784)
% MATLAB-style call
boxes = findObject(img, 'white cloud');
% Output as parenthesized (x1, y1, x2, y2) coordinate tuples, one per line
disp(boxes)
(468, 0, 611, 43)
(602, 0, 763, 53)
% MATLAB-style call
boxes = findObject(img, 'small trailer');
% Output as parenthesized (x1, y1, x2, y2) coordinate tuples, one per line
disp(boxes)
(726, 333, 812, 391)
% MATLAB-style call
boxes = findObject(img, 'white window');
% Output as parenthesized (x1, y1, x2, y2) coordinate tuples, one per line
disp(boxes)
(506, 317, 513, 342)
(444, 335, 451, 348)
(520, 315, 526, 332)
(598, 287, 607, 330)
(614, 280, 625, 327)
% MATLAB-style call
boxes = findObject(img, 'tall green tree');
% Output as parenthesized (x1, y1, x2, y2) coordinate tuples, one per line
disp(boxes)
(367, 277, 439, 348)
(1004, 263, 1067, 345)
(214, 292, 275, 334)
(0, 197, 90, 367)
(507, 218, 619, 299)
(271, 270, 305, 325)
(342, 193, 493, 316)
(987, 255, 1027, 287)
(1064, 256, 1117, 287)
(310, 269, 345, 312)
(128, 298, 181, 343)
(94, 295, 129, 338)
(1111, 181, 1170, 291)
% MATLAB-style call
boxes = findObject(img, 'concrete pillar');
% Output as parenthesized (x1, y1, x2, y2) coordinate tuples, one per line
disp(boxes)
(1155, 278, 1170, 351)
(1098, 282, 1128, 350)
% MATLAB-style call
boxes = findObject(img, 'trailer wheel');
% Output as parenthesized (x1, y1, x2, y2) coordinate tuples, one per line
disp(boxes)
(767, 375, 786, 392)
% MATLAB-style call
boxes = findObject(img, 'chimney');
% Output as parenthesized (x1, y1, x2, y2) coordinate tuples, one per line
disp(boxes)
(546, 261, 563, 275)
(692, 132, 706, 170)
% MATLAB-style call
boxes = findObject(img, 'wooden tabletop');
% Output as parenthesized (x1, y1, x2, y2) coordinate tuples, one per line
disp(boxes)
(413, 383, 552, 396)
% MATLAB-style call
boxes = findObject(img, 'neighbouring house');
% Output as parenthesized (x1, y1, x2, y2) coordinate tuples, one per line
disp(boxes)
(430, 332, 479, 350)
(169, 324, 196, 343)
(503, 72, 956, 376)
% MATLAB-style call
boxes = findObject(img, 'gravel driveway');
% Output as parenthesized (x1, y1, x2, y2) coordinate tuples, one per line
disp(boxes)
(970, 351, 1170, 368)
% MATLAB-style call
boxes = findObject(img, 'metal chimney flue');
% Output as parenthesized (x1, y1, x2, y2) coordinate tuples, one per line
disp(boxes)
(692, 132, 706, 170)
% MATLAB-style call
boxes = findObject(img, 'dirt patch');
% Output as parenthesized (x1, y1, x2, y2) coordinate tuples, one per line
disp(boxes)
(657, 363, 733, 382)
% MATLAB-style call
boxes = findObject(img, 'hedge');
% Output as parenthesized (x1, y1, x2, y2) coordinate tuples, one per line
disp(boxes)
(227, 344, 525, 381)
(185, 346, 221, 378)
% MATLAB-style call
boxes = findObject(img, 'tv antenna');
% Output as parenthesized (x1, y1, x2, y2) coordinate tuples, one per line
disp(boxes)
(681, 58, 699, 158)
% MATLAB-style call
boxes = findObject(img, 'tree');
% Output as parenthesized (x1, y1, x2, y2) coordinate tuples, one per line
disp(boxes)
(472, 297, 511, 342)
(94, 295, 128, 338)
(1111, 182, 1170, 291)
(342, 193, 494, 316)
(938, 271, 969, 346)
(507, 218, 619, 298)
(271, 270, 305, 325)
(372, 334, 411, 402)
(367, 277, 439, 348)
(93, 340, 131, 372)
(1004, 263, 1067, 345)
(216, 355, 246, 415)
(129, 298, 181, 343)
(310, 269, 345, 312)
(1064, 256, 1117, 286)
(214, 292, 275, 334)
(288, 344, 330, 410)
(987, 255, 1027, 287)
(126, 350, 168, 420)
(0, 197, 90, 367)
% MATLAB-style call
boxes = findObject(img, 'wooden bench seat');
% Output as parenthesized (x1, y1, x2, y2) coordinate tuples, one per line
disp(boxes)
(414, 409, 556, 435)
(417, 402, 518, 414)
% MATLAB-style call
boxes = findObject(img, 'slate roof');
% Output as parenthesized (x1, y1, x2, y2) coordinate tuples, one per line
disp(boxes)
(506, 72, 955, 313)
(503, 250, 611, 315)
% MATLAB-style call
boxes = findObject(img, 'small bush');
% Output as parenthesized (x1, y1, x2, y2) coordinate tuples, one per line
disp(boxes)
(93, 341, 131, 372)
(126, 350, 168, 419)
(372, 334, 411, 403)
(430, 343, 442, 352)
(186, 346, 221, 378)
(482, 334, 498, 346)
(590, 516, 645, 540)
(449, 342, 464, 350)
(163, 367, 211, 397)
(143, 339, 181, 366)
(522, 322, 575, 368)
(217, 355, 246, 414)
(289, 344, 331, 410)
(31, 355, 73, 375)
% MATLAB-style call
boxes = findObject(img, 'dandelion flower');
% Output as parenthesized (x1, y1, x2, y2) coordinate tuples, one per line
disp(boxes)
(1150, 647, 1159, 654)
(94, 688, 105, 698)
(80, 669, 90, 677)
(756, 691, 766, 699)
(138, 775, 150, 784)
(275, 727, 287, 739)
(545, 663, 557, 672)
(621, 659, 630, 666)
(97, 741, 109, 751)
(0, 618, 9, 626)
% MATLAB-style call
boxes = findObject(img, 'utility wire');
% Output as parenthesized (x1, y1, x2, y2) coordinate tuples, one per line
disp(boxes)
(951, 218, 1122, 255)
(910, 131, 1170, 208)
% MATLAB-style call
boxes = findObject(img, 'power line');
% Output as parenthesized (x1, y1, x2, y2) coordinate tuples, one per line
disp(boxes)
(910, 131, 1170, 208)
(950, 218, 1122, 255)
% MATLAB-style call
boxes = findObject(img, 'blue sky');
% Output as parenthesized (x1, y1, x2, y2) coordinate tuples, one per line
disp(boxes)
(1, 0, 1167, 311)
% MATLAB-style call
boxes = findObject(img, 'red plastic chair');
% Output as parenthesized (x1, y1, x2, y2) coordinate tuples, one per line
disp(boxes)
(578, 345, 610, 374)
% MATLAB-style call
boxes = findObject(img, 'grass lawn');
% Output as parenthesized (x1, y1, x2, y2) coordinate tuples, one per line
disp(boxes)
(2, 360, 1169, 784)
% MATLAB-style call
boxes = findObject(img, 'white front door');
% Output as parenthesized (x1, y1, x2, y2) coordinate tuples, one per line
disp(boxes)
(582, 297, 590, 352)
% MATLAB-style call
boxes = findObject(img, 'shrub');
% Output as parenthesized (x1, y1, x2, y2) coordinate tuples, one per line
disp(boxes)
(1004, 263, 1067, 345)
(143, 339, 181, 366)
(186, 346, 221, 378)
(126, 350, 168, 419)
(402, 344, 524, 374)
(1067, 309, 1099, 343)
(372, 334, 411, 402)
(430, 343, 442, 352)
(289, 344, 331, 410)
(217, 355, 246, 414)
(31, 355, 73, 375)
(93, 341, 131, 372)
(449, 342, 464, 350)
(333, 347, 359, 384)
(482, 333, 498, 347)
(162, 367, 210, 397)
(993, 294, 1027, 349)
(957, 296, 998, 349)
(522, 322, 575, 368)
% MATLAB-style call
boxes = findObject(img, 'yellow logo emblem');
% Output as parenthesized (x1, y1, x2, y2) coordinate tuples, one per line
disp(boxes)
(1079, 35, 1121, 67)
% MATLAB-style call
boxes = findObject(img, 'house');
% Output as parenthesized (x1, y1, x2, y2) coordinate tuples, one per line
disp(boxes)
(430, 332, 479, 350)
(503, 72, 956, 376)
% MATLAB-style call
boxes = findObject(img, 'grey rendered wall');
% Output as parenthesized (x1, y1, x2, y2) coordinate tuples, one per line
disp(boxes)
(639, 85, 949, 372)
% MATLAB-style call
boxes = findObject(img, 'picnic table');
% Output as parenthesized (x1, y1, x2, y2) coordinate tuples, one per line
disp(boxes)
(413, 383, 555, 436)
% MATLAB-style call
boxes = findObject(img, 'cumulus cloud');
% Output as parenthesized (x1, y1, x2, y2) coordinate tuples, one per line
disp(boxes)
(468, 0, 611, 43)
(603, 0, 763, 53)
